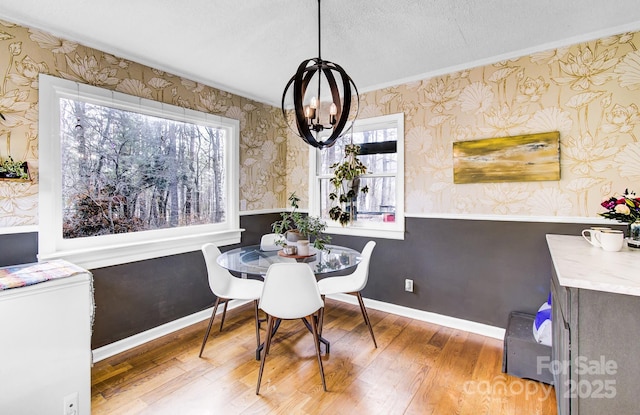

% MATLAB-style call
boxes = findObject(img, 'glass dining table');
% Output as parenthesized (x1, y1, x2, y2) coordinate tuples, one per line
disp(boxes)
(216, 244, 362, 277)
(216, 244, 362, 359)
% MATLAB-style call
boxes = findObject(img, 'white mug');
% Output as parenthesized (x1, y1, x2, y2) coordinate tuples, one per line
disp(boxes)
(582, 227, 611, 247)
(594, 229, 624, 252)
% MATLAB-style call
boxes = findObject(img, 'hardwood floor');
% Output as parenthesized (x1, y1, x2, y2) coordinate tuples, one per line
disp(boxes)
(92, 299, 557, 414)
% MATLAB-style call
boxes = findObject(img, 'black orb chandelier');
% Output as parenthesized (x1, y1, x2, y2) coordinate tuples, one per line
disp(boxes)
(281, 0, 359, 149)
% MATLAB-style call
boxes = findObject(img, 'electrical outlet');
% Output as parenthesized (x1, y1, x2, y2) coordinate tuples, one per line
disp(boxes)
(63, 392, 79, 415)
(241, 272, 247, 279)
(405, 278, 414, 292)
(240, 199, 247, 210)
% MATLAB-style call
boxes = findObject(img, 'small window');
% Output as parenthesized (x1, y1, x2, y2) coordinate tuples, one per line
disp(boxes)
(39, 74, 241, 268)
(310, 113, 404, 239)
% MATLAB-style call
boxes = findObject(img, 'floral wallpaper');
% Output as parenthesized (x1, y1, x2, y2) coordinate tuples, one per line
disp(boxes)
(0, 19, 289, 228)
(289, 31, 640, 218)
(2, 16, 640, 229)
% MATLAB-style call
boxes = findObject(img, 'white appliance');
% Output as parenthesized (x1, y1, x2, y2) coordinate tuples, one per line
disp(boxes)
(0, 269, 93, 415)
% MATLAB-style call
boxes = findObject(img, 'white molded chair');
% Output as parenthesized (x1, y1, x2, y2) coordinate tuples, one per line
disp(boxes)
(260, 233, 285, 251)
(199, 243, 264, 358)
(256, 263, 326, 394)
(317, 241, 377, 348)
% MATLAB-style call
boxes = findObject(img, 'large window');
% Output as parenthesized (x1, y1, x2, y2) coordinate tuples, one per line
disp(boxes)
(39, 74, 240, 268)
(310, 113, 404, 239)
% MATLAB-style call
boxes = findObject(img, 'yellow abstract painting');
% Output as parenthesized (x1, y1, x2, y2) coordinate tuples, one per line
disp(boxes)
(453, 132, 560, 184)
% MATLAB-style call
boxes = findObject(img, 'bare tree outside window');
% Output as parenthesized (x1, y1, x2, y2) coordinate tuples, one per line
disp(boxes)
(60, 98, 226, 239)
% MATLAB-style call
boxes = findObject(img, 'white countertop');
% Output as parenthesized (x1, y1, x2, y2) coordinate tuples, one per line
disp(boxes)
(546, 234, 640, 296)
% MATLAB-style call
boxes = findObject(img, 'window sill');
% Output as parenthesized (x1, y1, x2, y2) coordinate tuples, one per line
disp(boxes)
(38, 229, 243, 270)
(325, 224, 405, 240)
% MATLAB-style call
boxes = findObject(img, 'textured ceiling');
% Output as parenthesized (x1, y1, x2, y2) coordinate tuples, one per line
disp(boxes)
(2, 0, 640, 106)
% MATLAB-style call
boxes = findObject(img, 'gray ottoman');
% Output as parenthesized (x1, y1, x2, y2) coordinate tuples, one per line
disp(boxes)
(502, 311, 553, 384)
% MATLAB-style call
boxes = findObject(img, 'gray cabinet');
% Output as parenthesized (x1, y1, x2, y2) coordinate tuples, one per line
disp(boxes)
(551, 268, 640, 415)
(550, 271, 570, 415)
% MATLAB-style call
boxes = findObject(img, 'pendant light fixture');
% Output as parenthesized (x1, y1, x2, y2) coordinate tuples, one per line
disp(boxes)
(281, 0, 359, 149)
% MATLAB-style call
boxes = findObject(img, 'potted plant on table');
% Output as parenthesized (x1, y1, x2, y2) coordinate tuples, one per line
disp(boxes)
(271, 192, 331, 251)
(328, 143, 369, 226)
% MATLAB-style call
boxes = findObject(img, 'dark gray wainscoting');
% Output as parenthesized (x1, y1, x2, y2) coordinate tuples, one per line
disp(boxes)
(0, 215, 626, 349)
(91, 251, 211, 348)
(0, 232, 37, 267)
(329, 218, 626, 329)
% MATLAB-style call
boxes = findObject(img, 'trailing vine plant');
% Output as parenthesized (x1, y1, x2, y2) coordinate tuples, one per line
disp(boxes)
(328, 143, 369, 226)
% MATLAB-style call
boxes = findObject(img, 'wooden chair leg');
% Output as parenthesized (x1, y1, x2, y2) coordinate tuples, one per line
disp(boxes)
(219, 298, 229, 331)
(265, 318, 278, 356)
(253, 300, 261, 349)
(199, 297, 221, 357)
(310, 313, 327, 391)
(256, 315, 275, 395)
(318, 295, 326, 336)
(355, 291, 377, 348)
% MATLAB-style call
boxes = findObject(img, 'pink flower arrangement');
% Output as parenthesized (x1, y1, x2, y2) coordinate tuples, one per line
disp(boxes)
(599, 189, 640, 223)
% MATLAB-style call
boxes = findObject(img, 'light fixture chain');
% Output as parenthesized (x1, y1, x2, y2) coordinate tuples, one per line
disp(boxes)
(316, 0, 322, 124)
(317, 0, 322, 60)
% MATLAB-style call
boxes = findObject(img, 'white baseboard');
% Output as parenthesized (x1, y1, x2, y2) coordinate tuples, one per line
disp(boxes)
(91, 299, 250, 363)
(326, 293, 506, 340)
(92, 295, 505, 362)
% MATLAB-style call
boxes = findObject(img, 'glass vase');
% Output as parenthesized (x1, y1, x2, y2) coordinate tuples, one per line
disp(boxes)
(627, 220, 640, 249)
(629, 219, 640, 241)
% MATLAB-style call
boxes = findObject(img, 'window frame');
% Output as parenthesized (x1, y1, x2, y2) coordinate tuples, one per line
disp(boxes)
(38, 74, 241, 269)
(309, 112, 405, 240)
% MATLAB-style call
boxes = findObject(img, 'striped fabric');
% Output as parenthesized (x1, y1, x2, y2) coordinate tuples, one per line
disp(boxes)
(0, 260, 90, 291)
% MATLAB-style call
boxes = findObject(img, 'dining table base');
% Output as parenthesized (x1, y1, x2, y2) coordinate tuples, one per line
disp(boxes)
(255, 316, 329, 360)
